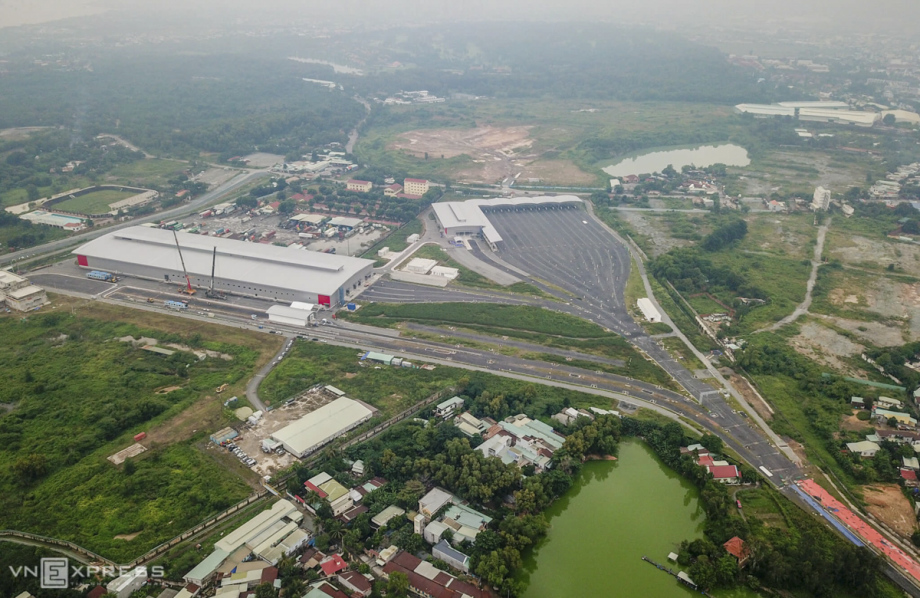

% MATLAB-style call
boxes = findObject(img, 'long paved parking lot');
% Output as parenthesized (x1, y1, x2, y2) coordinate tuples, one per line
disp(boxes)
(486, 208, 632, 314)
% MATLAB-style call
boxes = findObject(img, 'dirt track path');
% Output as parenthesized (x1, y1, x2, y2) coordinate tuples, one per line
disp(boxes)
(759, 217, 830, 332)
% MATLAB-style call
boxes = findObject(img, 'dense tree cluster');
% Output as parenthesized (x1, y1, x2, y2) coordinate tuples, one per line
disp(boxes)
(701, 219, 748, 251)
(650, 247, 764, 299)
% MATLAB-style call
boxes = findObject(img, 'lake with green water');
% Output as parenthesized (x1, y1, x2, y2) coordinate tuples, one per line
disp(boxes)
(520, 440, 758, 598)
(602, 144, 750, 178)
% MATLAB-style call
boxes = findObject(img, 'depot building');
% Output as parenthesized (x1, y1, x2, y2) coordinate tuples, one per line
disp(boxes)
(431, 195, 583, 250)
(72, 226, 375, 306)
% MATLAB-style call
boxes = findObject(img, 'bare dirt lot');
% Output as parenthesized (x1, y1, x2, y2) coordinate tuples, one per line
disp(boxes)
(241, 152, 285, 168)
(863, 484, 918, 537)
(392, 126, 533, 159)
(822, 315, 906, 347)
(840, 410, 874, 432)
(391, 126, 536, 184)
(789, 320, 865, 374)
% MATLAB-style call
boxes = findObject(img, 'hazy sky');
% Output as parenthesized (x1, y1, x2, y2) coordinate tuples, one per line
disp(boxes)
(2, 0, 919, 33)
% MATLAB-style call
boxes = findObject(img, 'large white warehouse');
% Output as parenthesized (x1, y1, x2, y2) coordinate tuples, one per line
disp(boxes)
(431, 195, 583, 250)
(271, 397, 374, 458)
(72, 226, 375, 306)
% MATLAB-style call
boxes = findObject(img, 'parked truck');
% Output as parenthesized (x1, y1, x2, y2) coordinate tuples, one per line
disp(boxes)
(86, 270, 116, 282)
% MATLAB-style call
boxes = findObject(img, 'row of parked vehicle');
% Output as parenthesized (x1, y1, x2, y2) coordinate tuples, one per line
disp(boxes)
(225, 442, 256, 467)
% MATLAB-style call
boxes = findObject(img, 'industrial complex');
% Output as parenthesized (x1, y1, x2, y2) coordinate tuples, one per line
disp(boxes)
(72, 226, 375, 307)
(734, 101, 880, 127)
(431, 195, 583, 250)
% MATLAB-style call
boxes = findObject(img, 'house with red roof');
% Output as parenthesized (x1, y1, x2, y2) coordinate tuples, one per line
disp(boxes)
(337, 570, 372, 597)
(86, 586, 108, 598)
(707, 464, 740, 484)
(901, 468, 918, 486)
(382, 551, 491, 598)
(697, 455, 715, 467)
(384, 183, 403, 197)
(723, 536, 750, 567)
(320, 554, 348, 577)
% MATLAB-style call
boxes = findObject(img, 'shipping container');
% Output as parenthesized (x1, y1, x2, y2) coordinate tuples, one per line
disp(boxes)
(164, 300, 189, 310)
(134, 432, 147, 442)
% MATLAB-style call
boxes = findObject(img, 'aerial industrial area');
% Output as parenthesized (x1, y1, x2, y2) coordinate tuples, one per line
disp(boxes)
(5, 6, 920, 598)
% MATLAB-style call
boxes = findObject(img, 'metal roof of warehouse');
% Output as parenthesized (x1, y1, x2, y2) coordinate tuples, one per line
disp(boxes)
(73, 227, 374, 295)
(431, 196, 583, 245)
(271, 397, 373, 456)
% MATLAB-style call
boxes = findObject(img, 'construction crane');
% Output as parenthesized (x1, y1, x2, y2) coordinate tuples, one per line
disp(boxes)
(205, 246, 226, 300)
(172, 230, 196, 296)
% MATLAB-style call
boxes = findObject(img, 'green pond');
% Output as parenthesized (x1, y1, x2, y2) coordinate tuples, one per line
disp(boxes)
(520, 440, 758, 598)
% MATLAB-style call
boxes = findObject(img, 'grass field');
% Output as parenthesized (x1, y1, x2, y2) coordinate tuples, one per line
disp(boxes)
(53, 189, 136, 214)
(107, 158, 188, 186)
(341, 302, 610, 338)
(0, 175, 95, 209)
(0, 298, 282, 561)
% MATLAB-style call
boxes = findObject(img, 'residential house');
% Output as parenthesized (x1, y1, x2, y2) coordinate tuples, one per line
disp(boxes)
(376, 545, 399, 567)
(423, 519, 451, 544)
(874, 408, 917, 427)
(707, 464, 741, 484)
(877, 396, 904, 410)
(552, 407, 594, 427)
(901, 468, 918, 487)
(433, 539, 471, 573)
(371, 505, 406, 528)
(435, 396, 464, 418)
(903, 456, 920, 470)
(305, 472, 353, 516)
(384, 183, 403, 197)
(382, 551, 490, 598)
(455, 412, 488, 437)
(723, 537, 750, 567)
(337, 571, 372, 597)
(319, 554, 348, 577)
(303, 581, 349, 598)
(847, 440, 881, 457)
(419, 487, 454, 520)
(348, 477, 387, 504)
(441, 504, 492, 544)
(850, 396, 866, 409)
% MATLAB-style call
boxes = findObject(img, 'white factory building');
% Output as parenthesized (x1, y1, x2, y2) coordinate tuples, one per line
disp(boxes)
(734, 102, 879, 127)
(271, 397, 375, 458)
(72, 226, 375, 307)
(431, 195, 583, 250)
